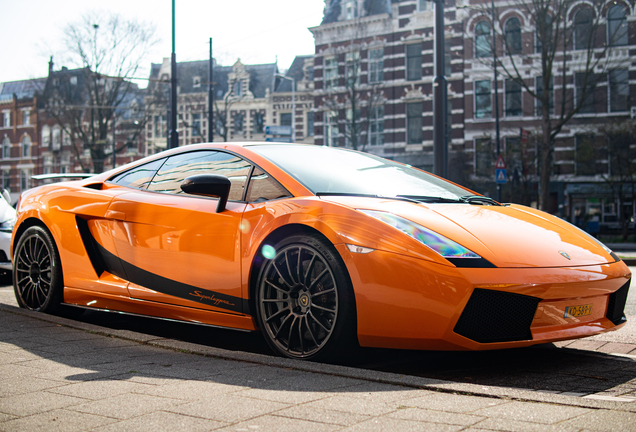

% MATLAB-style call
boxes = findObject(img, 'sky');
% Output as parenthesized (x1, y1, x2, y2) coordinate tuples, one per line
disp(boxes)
(0, 0, 326, 85)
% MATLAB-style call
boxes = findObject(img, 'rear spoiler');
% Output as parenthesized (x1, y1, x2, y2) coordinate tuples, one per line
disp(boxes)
(31, 173, 95, 181)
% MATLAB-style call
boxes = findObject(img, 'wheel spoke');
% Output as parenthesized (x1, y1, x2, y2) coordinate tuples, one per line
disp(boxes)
(312, 303, 336, 314)
(296, 247, 303, 287)
(284, 250, 296, 285)
(297, 317, 305, 354)
(273, 313, 294, 340)
(308, 268, 329, 290)
(273, 261, 294, 288)
(307, 311, 330, 333)
(261, 298, 288, 303)
(286, 315, 298, 352)
(303, 315, 319, 347)
(265, 279, 289, 294)
(265, 305, 291, 324)
(311, 288, 335, 298)
(303, 253, 316, 286)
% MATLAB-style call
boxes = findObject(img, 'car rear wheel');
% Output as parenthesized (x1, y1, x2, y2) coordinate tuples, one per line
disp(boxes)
(255, 234, 357, 361)
(13, 225, 63, 313)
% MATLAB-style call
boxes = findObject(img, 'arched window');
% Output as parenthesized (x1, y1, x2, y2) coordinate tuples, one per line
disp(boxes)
(505, 18, 522, 54)
(535, 13, 553, 53)
(21, 135, 31, 158)
(475, 21, 492, 58)
(608, 5, 628, 47)
(52, 126, 61, 150)
(574, 8, 593, 50)
(1, 137, 10, 159)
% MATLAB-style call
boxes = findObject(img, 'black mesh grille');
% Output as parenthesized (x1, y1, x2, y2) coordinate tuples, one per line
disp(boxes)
(606, 280, 630, 326)
(454, 288, 541, 343)
(0, 250, 8, 262)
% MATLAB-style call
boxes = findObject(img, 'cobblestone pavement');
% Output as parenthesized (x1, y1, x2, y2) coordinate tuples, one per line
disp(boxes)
(0, 287, 635, 431)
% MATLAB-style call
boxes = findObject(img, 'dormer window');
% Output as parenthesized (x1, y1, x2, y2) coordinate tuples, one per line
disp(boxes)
(234, 81, 242, 96)
(345, 0, 358, 20)
(193, 76, 201, 88)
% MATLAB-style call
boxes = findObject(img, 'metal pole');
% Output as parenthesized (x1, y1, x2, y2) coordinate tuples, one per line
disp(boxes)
(492, 0, 501, 201)
(291, 77, 295, 143)
(208, 37, 214, 142)
(169, 0, 179, 149)
(433, 0, 448, 178)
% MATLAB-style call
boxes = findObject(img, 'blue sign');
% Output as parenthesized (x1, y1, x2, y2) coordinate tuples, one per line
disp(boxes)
(265, 125, 292, 136)
(495, 169, 507, 184)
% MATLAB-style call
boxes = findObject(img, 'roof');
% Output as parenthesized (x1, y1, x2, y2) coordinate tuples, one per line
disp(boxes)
(0, 78, 47, 102)
(150, 60, 278, 99)
(322, 0, 393, 24)
(274, 56, 312, 93)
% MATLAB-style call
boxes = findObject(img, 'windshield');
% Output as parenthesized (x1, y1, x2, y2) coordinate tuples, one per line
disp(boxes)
(251, 145, 472, 200)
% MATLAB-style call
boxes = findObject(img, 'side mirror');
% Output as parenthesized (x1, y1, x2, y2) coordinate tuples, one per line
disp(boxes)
(180, 174, 231, 213)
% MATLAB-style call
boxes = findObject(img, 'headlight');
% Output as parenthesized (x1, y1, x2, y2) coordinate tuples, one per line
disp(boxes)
(0, 216, 15, 233)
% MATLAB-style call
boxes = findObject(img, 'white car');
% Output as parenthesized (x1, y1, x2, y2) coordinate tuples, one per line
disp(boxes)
(0, 190, 16, 271)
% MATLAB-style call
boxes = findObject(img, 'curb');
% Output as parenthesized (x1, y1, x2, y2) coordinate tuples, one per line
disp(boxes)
(1, 299, 635, 413)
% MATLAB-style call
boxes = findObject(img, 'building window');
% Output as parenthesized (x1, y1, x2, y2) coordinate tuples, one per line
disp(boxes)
(344, 0, 358, 20)
(535, 13, 553, 53)
(475, 138, 494, 176)
(233, 81, 242, 97)
(154, 115, 167, 138)
(609, 69, 629, 112)
(407, 102, 423, 144)
(575, 72, 597, 114)
(20, 169, 30, 192)
(1, 169, 10, 191)
(535, 76, 554, 116)
(2, 111, 9, 128)
(474, 80, 491, 118)
(52, 126, 61, 150)
(193, 76, 201, 88)
(574, 9, 593, 50)
(1, 137, 10, 159)
(608, 5, 628, 47)
(406, 43, 422, 81)
(42, 125, 50, 147)
(504, 18, 522, 54)
(307, 112, 314, 137)
(21, 136, 31, 158)
(324, 57, 338, 89)
(280, 113, 292, 127)
(505, 79, 522, 117)
(324, 112, 338, 147)
(418, 0, 429, 12)
(234, 113, 244, 134)
(253, 112, 264, 134)
(346, 51, 360, 87)
(22, 110, 31, 126)
(576, 134, 605, 176)
(475, 21, 491, 58)
(369, 106, 384, 146)
(368, 48, 384, 83)
(63, 125, 71, 146)
(192, 113, 201, 136)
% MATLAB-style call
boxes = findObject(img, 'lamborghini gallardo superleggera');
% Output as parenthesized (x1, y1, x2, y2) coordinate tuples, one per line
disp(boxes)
(11, 143, 631, 361)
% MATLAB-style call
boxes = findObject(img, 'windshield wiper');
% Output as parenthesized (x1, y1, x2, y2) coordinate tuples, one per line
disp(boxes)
(459, 195, 502, 206)
(316, 192, 420, 204)
(396, 195, 462, 204)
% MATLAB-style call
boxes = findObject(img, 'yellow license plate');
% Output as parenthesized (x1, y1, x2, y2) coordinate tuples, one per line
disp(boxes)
(564, 304, 593, 318)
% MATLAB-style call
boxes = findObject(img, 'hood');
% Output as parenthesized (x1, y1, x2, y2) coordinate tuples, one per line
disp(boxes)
(322, 196, 615, 268)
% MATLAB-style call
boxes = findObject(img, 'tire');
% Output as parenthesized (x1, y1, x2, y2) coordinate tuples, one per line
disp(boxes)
(13, 225, 63, 313)
(255, 233, 357, 361)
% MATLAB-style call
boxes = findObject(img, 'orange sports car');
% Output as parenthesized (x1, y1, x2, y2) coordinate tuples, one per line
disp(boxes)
(11, 143, 631, 361)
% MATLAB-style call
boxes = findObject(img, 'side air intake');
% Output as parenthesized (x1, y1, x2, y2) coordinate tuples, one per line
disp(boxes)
(606, 280, 630, 326)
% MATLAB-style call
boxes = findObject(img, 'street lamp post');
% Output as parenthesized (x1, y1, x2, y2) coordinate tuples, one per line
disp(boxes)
(433, 0, 448, 179)
(168, 0, 179, 149)
(275, 74, 295, 143)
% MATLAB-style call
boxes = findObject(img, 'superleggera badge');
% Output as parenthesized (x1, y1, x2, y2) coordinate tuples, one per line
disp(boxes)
(559, 251, 571, 260)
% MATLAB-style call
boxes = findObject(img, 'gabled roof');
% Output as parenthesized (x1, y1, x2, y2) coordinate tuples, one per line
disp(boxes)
(274, 56, 312, 92)
(0, 78, 47, 102)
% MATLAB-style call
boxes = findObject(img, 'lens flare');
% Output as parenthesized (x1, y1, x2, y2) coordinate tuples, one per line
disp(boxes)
(262, 245, 277, 259)
(239, 220, 251, 233)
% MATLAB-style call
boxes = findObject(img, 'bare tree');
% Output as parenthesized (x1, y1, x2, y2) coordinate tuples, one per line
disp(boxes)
(471, 0, 629, 210)
(43, 11, 159, 173)
(213, 90, 241, 142)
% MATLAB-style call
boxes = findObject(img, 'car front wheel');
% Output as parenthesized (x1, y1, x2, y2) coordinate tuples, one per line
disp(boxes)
(255, 234, 357, 361)
(13, 225, 63, 313)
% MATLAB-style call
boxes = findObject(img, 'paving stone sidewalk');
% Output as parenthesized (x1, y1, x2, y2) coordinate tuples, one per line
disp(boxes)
(1, 288, 635, 431)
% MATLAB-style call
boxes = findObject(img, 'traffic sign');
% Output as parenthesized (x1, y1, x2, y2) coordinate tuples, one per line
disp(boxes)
(265, 125, 292, 136)
(495, 154, 506, 169)
(496, 168, 507, 184)
(265, 137, 292, 143)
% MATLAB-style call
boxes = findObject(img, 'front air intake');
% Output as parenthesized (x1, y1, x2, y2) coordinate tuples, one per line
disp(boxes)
(454, 289, 541, 343)
(606, 280, 630, 326)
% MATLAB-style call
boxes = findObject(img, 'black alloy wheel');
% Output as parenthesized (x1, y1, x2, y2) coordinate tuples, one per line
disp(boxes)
(13, 225, 63, 313)
(256, 234, 356, 361)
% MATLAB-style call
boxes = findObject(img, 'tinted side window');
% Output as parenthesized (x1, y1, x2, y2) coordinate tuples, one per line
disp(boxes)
(245, 167, 291, 202)
(146, 150, 252, 200)
(110, 158, 165, 189)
